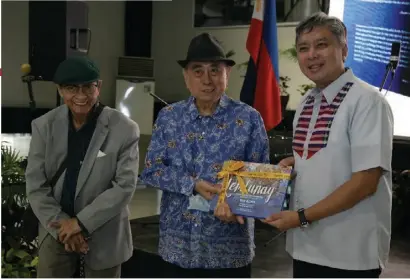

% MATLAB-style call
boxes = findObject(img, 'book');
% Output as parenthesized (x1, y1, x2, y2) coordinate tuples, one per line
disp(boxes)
(209, 160, 292, 219)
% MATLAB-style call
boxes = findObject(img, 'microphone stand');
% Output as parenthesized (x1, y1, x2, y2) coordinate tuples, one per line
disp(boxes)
(379, 62, 393, 92)
(148, 91, 168, 106)
(123, 78, 169, 106)
(21, 75, 38, 112)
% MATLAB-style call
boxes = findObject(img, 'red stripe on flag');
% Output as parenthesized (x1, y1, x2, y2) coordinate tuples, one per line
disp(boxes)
(246, 18, 263, 63)
(253, 41, 282, 131)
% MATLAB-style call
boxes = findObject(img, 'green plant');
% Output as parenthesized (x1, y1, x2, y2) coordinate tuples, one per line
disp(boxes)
(280, 44, 298, 62)
(2, 248, 38, 278)
(297, 83, 316, 96)
(237, 60, 249, 71)
(225, 49, 236, 58)
(1, 144, 27, 205)
(279, 76, 291, 96)
(1, 143, 39, 278)
(214, 37, 235, 59)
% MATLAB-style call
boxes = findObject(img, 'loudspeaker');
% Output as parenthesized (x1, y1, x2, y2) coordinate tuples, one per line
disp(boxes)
(125, 1, 152, 57)
(29, 1, 90, 81)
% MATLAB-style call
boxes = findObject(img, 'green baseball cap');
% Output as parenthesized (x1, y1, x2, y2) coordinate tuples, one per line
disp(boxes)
(53, 56, 100, 85)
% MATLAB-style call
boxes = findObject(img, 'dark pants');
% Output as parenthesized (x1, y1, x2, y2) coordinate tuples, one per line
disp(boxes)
(161, 259, 252, 278)
(293, 259, 382, 278)
(37, 234, 121, 278)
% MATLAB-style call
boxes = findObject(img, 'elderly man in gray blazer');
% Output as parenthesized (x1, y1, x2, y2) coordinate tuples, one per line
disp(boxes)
(25, 56, 140, 278)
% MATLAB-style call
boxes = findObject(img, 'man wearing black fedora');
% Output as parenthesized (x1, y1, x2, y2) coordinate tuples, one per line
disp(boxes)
(141, 33, 270, 277)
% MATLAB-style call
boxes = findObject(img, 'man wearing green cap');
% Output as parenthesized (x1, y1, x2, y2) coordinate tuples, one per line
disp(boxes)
(25, 56, 140, 277)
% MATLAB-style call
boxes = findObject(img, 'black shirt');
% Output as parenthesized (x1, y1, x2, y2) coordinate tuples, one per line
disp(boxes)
(60, 104, 101, 218)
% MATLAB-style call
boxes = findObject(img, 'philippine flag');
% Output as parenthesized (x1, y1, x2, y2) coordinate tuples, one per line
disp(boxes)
(240, 0, 281, 131)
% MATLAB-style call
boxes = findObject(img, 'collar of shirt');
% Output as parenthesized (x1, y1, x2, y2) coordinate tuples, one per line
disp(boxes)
(187, 93, 230, 121)
(303, 68, 354, 104)
(68, 102, 100, 132)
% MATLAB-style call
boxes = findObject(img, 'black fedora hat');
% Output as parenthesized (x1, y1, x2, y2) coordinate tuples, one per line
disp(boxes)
(177, 33, 235, 68)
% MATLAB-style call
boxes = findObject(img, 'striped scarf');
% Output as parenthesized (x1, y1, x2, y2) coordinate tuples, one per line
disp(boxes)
(293, 82, 353, 159)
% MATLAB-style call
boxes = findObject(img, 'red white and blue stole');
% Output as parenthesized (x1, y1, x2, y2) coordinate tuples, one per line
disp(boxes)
(293, 82, 354, 159)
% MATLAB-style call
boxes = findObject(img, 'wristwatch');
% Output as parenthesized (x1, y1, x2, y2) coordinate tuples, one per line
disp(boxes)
(297, 208, 310, 228)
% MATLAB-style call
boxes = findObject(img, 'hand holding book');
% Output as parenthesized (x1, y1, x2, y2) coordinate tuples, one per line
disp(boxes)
(261, 210, 300, 231)
(194, 179, 220, 201)
(214, 201, 245, 224)
(278, 156, 295, 168)
(210, 160, 293, 219)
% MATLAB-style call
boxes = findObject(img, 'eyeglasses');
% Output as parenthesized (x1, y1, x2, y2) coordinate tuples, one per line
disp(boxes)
(60, 83, 98, 95)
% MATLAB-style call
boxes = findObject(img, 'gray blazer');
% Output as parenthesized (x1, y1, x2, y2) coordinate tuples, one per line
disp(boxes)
(25, 105, 140, 270)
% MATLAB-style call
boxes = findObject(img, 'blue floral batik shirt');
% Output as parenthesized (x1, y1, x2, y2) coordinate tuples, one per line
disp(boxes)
(140, 94, 270, 269)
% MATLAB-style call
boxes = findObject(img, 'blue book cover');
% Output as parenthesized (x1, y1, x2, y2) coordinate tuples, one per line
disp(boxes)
(209, 161, 292, 219)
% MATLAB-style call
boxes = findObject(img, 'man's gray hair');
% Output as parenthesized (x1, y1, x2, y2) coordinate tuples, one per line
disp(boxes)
(295, 12, 347, 46)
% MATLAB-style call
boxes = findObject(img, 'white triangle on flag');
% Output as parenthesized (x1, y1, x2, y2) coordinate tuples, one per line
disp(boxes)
(252, 0, 264, 21)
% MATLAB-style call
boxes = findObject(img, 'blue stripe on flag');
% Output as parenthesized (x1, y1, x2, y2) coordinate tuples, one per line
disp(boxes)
(263, 0, 280, 81)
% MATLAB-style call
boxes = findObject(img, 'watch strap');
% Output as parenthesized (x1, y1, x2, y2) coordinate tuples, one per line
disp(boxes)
(297, 208, 310, 227)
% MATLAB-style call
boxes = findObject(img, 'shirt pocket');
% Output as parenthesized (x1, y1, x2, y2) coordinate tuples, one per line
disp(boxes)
(88, 152, 116, 191)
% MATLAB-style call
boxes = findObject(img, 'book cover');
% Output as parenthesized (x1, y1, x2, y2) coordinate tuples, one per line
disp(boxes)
(209, 160, 292, 219)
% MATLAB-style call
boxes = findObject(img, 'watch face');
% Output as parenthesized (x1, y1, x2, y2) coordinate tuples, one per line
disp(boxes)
(301, 221, 309, 228)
